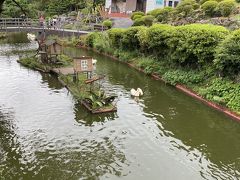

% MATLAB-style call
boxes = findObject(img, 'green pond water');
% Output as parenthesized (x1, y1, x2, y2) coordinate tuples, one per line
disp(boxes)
(0, 43, 240, 180)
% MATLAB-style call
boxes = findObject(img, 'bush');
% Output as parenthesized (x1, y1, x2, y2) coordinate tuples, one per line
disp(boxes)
(214, 29, 240, 76)
(121, 27, 146, 50)
(147, 8, 163, 17)
(136, 26, 149, 51)
(146, 24, 174, 56)
(102, 20, 113, 29)
(132, 14, 143, 20)
(217, 0, 236, 16)
(107, 28, 126, 48)
(133, 18, 145, 26)
(85, 32, 99, 47)
(155, 7, 174, 23)
(167, 24, 229, 66)
(176, 0, 200, 17)
(131, 11, 145, 20)
(201, 1, 218, 16)
(141, 15, 154, 26)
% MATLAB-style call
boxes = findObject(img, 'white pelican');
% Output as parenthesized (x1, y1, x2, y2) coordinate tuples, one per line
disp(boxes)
(27, 33, 36, 41)
(130, 88, 143, 97)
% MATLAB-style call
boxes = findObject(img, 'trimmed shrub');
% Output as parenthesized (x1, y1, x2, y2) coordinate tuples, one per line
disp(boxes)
(141, 15, 154, 26)
(121, 26, 146, 50)
(176, 0, 200, 17)
(147, 8, 163, 17)
(132, 14, 144, 20)
(136, 26, 149, 51)
(214, 29, 240, 76)
(167, 24, 229, 66)
(217, 0, 236, 16)
(133, 18, 145, 26)
(131, 11, 145, 20)
(146, 24, 174, 56)
(155, 7, 174, 23)
(102, 20, 113, 29)
(85, 32, 100, 47)
(107, 28, 126, 48)
(201, 0, 218, 17)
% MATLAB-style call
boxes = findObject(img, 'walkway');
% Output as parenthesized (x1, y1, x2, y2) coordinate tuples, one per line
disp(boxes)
(111, 17, 133, 28)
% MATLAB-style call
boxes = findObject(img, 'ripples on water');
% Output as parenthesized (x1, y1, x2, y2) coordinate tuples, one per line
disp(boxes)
(0, 43, 239, 179)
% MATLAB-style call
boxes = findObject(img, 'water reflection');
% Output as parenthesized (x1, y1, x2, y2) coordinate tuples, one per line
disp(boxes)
(74, 102, 118, 126)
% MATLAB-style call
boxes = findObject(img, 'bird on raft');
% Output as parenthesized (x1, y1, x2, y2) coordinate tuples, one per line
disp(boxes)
(27, 33, 36, 41)
(130, 88, 143, 97)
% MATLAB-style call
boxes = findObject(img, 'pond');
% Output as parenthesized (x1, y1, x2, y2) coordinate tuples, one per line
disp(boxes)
(0, 42, 240, 180)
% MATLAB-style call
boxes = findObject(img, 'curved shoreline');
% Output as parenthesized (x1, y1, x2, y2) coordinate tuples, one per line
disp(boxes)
(78, 45, 240, 122)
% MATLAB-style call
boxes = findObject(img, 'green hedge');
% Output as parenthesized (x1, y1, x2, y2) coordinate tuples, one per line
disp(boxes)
(214, 29, 240, 76)
(107, 28, 126, 48)
(131, 11, 145, 20)
(121, 27, 146, 50)
(167, 24, 229, 66)
(146, 24, 174, 56)
(201, 0, 218, 17)
(102, 20, 113, 29)
(217, 0, 236, 17)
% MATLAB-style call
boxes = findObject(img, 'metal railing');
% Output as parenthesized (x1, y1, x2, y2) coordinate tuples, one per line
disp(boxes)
(0, 18, 39, 29)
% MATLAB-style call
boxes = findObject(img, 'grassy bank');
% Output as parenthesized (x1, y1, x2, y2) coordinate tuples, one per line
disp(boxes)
(78, 24, 240, 115)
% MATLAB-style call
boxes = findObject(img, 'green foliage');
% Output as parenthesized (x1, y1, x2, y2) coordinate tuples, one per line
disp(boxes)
(214, 29, 240, 76)
(132, 18, 145, 26)
(141, 15, 154, 26)
(146, 24, 174, 56)
(131, 11, 145, 20)
(201, 0, 218, 16)
(136, 26, 149, 51)
(19, 57, 43, 69)
(121, 27, 146, 50)
(217, 0, 236, 16)
(155, 7, 174, 23)
(176, 0, 200, 17)
(93, 32, 113, 53)
(197, 78, 240, 111)
(107, 28, 126, 48)
(102, 20, 113, 29)
(137, 57, 158, 74)
(132, 14, 143, 20)
(162, 69, 205, 85)
(167, 24, 229, 66)
(85, 32, 99, 47)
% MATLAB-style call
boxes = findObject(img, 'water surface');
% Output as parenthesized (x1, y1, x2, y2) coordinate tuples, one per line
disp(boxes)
(0, 43, 239, 180)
